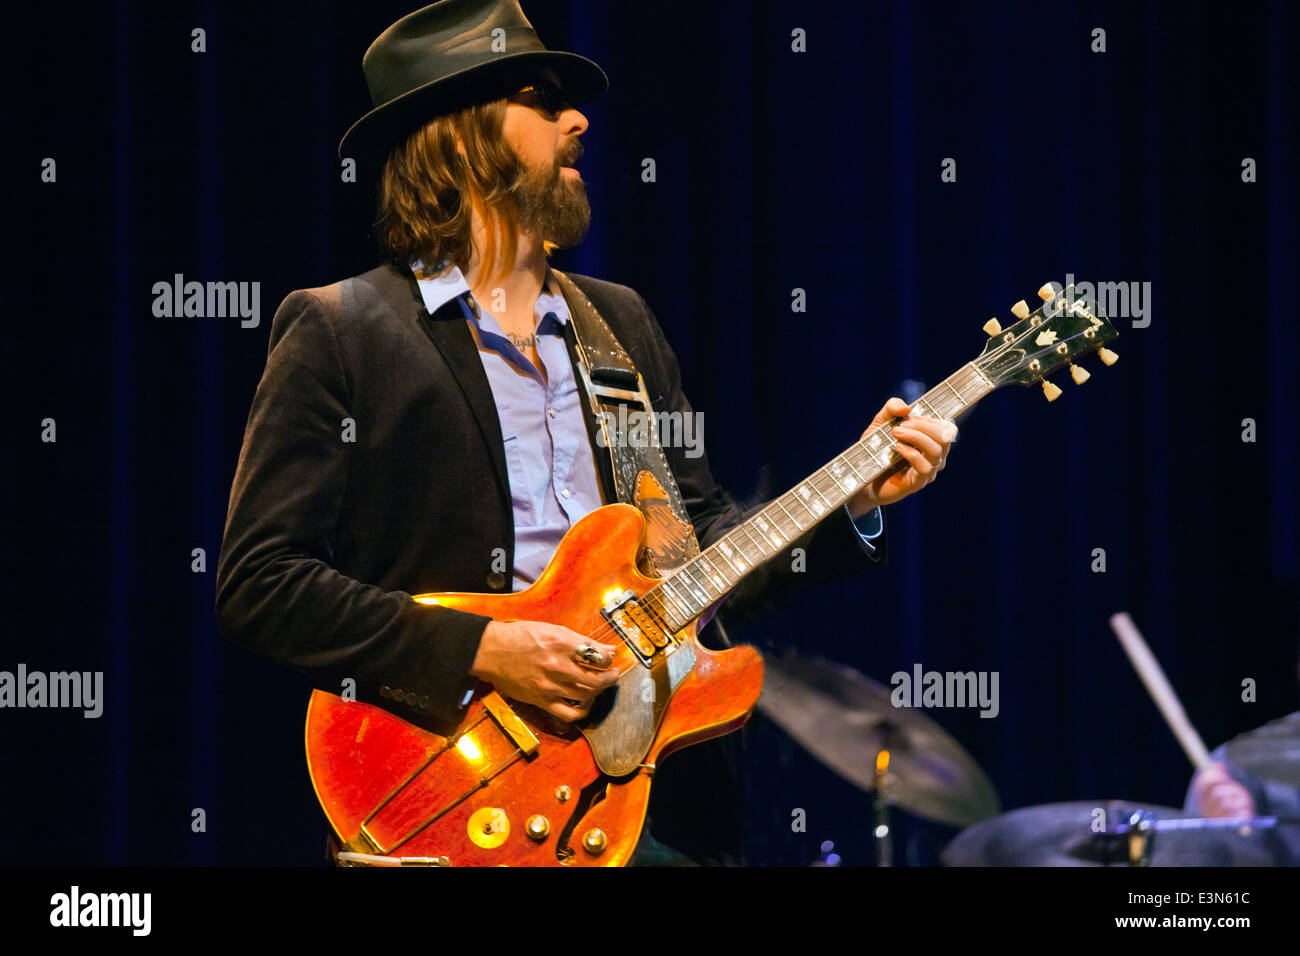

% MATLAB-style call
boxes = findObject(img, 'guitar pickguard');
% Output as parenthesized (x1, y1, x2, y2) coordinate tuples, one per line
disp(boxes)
(581, 639, 696, 777)
(571, 471, 702, 777)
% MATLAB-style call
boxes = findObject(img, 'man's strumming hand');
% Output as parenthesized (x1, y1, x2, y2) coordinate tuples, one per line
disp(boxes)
(848, 397, 958, 519)
(471, 620, 621, 722)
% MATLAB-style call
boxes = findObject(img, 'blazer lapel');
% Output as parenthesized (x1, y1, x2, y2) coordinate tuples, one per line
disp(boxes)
(417, 299, 512, 521)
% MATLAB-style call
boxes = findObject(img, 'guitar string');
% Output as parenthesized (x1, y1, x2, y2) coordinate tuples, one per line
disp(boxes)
(562, 363, 989, 659)
(549, 315, 1110, 685)
(556, 370, 982, 670)
(588, 313, 1107, 651)
(633, 363, 989, 618)
(565, 355, 1000, 654)
(637, 315, 1110, 629)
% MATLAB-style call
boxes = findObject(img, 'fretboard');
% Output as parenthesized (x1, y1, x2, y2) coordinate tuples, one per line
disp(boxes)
(644, 362, 994, 631)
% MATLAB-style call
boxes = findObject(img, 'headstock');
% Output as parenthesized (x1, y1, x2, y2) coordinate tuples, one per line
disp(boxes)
(976, 283, 1119, 401)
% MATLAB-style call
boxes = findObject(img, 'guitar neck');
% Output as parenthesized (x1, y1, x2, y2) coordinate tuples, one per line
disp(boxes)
(647, 362, 996, 631)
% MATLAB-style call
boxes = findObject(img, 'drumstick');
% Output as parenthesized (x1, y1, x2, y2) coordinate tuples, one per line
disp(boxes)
(1109, 612, 1213, 771)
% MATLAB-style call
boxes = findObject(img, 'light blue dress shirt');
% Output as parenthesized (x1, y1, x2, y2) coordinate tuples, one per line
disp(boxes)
(410, 263, 884, 602)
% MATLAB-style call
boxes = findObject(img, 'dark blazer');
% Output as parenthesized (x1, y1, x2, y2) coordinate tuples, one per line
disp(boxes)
(215, 262, 884, 730)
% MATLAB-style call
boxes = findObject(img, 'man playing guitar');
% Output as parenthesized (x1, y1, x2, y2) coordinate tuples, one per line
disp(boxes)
(215, 0, 957, 865)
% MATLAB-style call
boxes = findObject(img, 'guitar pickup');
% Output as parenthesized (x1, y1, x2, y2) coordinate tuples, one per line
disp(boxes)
(601, 590, 673, 666)
(626, 603, 670, 647)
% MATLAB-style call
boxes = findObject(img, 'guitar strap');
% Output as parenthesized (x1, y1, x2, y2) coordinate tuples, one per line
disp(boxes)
(550, 269, 701, 574)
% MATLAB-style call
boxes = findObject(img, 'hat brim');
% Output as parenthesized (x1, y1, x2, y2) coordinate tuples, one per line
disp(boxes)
(338, 50, 607, 167)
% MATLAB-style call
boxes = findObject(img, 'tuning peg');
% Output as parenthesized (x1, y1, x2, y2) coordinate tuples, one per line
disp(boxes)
(1011, 300, 1030, 320)
(1097, 347, 1118, 366)
(1037, 283, 1056, 301)
(1070, 363, 1090, 385)
(982, 317, 1002, 336)
(1042, 379, 1063, 402)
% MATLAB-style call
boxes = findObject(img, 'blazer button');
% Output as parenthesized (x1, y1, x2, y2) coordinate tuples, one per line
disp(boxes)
(486, 571, 506, 590)
(392, 688, 405, 702)
(420, 695, 432, 710)
(379, 686, 392, 698)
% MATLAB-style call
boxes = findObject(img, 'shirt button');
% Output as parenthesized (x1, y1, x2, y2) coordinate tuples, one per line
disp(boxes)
(561, 488, 572, 499)
(486, 570, 507, 590)
(548, 407, 557, 419)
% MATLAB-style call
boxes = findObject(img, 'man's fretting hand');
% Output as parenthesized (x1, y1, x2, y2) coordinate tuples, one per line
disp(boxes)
(470, 620, 621, 722)
(848, 397, 958, 519)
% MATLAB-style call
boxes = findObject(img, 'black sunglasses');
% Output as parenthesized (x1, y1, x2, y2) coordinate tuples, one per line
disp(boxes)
(512, 81, 571, 116)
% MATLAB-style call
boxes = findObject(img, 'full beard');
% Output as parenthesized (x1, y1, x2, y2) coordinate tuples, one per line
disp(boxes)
(511, 155, 591, 250)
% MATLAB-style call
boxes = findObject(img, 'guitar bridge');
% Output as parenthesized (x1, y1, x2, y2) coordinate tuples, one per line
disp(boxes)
(600, 590, 676, 667)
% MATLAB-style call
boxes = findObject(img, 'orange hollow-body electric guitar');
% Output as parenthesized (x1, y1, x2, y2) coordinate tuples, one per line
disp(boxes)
(304, 285, 1118, 866)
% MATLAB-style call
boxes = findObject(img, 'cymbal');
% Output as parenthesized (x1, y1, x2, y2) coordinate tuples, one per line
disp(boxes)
(1221, 711, 1300, 788)
(941, 801, 1283, 866)
(757, 652, 999, 827)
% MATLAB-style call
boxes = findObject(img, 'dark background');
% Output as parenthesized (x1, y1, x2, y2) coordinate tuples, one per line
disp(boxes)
(4, 0, 1296, 866)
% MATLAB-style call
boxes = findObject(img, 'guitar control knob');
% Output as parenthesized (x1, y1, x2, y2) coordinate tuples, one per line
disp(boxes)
(982, 317, 1002, 336)
(582, 828, 607, 855)
(1097, 347, 1118, 366)
(526, 815, 550, 841)
(1042, 380, 1063, 402)
(1070, 363, 1090, 385)
(1011, 300, 1030, 320)
(1037, 283, 1056, 301)
(467, 807, 510, 848)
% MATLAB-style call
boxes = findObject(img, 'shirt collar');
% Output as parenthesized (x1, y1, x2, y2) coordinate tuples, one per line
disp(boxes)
(411, 260, 569, 326)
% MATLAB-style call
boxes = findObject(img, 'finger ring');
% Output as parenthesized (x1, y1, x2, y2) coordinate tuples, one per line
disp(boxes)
(573, 644, 606, 667)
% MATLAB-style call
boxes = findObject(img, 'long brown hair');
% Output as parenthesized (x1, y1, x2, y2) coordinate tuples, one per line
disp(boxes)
(375, 98, 527, 283)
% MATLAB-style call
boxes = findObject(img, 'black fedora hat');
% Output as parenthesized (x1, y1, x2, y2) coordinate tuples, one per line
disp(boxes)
(339, 0, 608, 166)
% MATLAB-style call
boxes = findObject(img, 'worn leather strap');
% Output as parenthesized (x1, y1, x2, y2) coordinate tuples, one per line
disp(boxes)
(550, 269, 700, 569)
